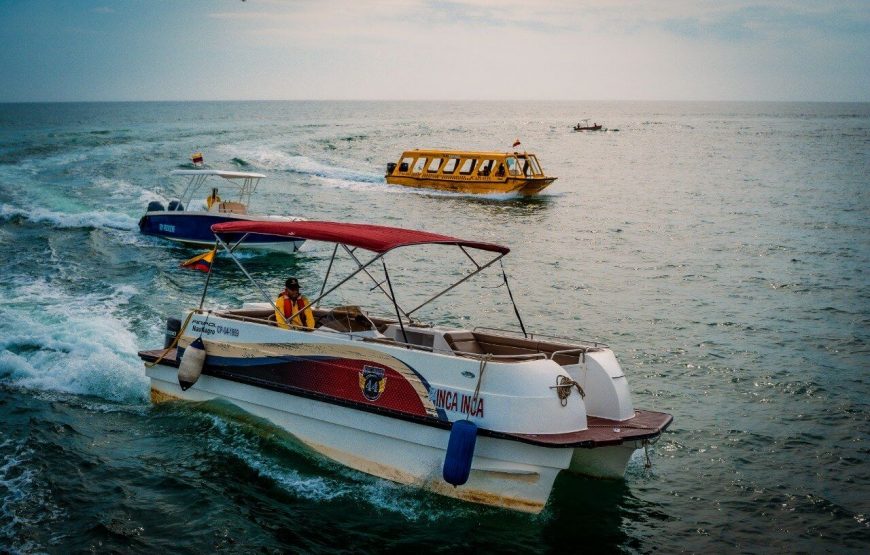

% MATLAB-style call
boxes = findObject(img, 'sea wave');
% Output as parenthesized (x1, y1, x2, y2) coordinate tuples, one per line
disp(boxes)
(201, 413, 460, 521)
(223, 146, 382, 183)
(0, 203, 138, 231)
(0, 278, 149, 404)
(0, 437, 65, 552)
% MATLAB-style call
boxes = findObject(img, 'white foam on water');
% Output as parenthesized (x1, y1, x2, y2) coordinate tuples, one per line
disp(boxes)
(226, 145, 382, 183)
(0, 278, 149, 404)
(0, 202, 138, 231)
(201, 413, 458, 520)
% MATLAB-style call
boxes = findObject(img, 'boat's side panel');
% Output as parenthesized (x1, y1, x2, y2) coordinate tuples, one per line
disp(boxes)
(139, 212, 303, 250)
(178, 314, 590, 434)
(147, 364, 571, 512)
(385, 175, 554, 195)
(568, 444, 637, 478)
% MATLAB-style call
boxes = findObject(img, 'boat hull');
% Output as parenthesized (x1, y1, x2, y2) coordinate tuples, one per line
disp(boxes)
(147, 363, 569, 513)
(138, 312, 672, 512)
(385, 175, 555, 195)
(138, 211, 304, 251)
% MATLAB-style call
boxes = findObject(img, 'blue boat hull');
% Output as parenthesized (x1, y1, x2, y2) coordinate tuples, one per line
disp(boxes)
(138, 212, 303, 251)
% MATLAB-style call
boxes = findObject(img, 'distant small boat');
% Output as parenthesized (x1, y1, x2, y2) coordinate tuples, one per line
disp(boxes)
(573, 119, 604, 132)
(138, 169, 305, 252)
(385, 149, 556, 195)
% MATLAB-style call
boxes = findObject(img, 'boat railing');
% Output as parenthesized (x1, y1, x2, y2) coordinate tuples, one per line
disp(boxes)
(472, 326, 607, 348)
(451, 350, 548, 361)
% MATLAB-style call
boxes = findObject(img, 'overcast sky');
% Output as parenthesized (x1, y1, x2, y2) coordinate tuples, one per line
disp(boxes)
(1, 0, 868, 102)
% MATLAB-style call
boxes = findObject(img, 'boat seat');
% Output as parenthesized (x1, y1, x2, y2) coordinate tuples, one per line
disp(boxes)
(219, 201, 247, 214)
(444, 331, 485, 355)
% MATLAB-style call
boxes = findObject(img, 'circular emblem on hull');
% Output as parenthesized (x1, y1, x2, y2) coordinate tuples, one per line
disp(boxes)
(359, 365, 387, 401)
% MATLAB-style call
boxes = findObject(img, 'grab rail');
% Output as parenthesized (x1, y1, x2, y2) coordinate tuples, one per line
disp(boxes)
(472, 326, 606, 348)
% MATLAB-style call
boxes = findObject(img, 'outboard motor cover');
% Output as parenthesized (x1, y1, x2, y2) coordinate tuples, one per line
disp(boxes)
(147, 201, 165, 212)
(164, 317, 182, 349)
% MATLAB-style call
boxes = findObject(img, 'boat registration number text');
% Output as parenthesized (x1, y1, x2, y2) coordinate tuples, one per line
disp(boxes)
(191, 319, 240, 338)
(159, 223, 176, 233)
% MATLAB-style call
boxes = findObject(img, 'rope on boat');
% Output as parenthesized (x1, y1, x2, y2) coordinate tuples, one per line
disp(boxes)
(551, 375, 585, 406)
(144, 310, 196, 368)
(468, 354, 492, 419)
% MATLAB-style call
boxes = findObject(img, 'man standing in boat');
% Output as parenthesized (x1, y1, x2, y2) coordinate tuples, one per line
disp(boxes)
(275, 277, 315, 330)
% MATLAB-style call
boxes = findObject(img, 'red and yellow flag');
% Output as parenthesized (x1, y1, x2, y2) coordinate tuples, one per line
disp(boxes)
(180, 248, 215, 273)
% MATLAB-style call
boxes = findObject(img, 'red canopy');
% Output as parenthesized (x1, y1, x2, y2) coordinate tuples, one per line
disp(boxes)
(211, 220, 510, 255)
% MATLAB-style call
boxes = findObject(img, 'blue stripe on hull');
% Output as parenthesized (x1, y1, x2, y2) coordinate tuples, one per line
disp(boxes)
(139, 213, 301, 247)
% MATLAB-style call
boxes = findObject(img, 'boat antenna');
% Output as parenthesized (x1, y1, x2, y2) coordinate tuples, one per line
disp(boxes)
(500, 259, 527, 338)
(382, 259, 408, 345)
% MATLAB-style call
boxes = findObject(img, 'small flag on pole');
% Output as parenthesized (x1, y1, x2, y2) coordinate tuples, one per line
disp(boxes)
(191, 152, 204, 167)
(180, 248, 216, 273)
(512, 139, 521, 148)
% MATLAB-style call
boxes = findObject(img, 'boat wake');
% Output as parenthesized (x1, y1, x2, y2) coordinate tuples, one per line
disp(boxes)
(199, 411, 474, 522)
(0, 277, 149, 404)
(0, 203, 138, 232)
(220, 146, 382, 183)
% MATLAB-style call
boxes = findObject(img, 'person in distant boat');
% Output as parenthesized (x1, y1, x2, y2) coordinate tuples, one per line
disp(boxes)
(275, 277, 314, 330)
(206, 188, 221, 210)
(496, 163, 505, 177)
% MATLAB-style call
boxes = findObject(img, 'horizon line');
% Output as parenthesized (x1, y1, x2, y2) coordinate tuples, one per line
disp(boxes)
(1, 98, 869, 105)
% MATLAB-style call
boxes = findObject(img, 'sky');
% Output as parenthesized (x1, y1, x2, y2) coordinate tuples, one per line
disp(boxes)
(0, 0, 868, 102)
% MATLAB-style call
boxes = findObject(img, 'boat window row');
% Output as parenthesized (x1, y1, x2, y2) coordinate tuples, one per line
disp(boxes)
(398, 155, 544, 178)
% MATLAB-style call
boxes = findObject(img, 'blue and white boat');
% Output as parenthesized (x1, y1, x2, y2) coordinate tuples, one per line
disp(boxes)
(138, 169, 305, 252)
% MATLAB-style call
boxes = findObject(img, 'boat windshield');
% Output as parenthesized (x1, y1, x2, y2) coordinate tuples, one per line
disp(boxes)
(528, 156, 543, 176)
(505, 157, 520, 176)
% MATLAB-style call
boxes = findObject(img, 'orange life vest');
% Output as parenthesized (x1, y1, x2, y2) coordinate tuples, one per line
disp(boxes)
(275, 294, 314, 329)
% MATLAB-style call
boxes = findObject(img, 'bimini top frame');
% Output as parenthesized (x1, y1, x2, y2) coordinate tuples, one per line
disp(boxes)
(170, 169, 266, 209)
(208, 220, 527, 336)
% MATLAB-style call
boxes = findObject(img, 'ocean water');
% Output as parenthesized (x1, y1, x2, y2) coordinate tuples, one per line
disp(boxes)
(0, 100, 867, 553)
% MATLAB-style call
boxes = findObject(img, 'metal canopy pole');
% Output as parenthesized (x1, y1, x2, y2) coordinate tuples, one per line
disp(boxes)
(285, 246, 387, 324)
(458, 245, 482, 270)
(406, 251, 506, 317)
(316, 243, 339, 308)
(340, 244, 412, 321)
(500, 259, 528, 338)
(382, 260, 407, 344)
(214, 234, 284, 318)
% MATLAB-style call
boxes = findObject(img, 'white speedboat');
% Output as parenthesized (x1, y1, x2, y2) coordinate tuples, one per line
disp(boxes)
(138, 220, 672, 513)
(138, 169, 305, 252)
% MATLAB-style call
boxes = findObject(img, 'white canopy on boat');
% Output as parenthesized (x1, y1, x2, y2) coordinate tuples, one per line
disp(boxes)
(170, 169, 266, 179)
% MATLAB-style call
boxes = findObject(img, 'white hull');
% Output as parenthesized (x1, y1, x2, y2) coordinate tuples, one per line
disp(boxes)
(147, 364, 569, 512)
(140, 309, 671, 512)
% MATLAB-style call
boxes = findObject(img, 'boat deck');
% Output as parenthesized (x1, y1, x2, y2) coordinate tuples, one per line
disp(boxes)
(139, 347, 672, 449)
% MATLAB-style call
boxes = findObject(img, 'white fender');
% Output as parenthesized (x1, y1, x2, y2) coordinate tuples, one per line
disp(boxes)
(178, 337, 206, 391)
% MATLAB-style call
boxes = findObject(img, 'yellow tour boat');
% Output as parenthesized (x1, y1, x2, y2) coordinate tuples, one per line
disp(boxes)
(385, 149, 557, 195)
